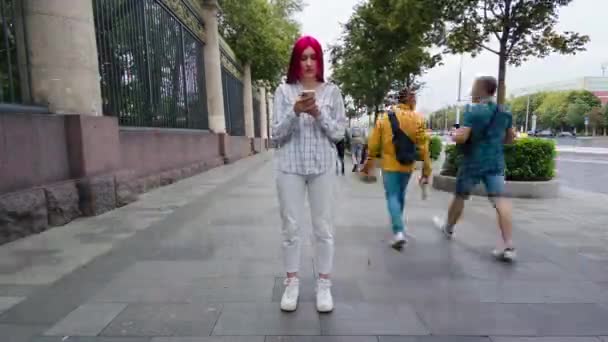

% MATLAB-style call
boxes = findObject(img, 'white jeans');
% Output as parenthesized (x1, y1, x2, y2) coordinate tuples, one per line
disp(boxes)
(276, 171, 335, 275)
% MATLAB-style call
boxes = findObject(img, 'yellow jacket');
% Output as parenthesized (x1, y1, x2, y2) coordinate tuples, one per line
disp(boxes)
(367, 104, 432, 176)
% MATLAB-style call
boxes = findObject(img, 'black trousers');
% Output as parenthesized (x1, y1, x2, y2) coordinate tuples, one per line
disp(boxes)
(335, 140, 345, 174)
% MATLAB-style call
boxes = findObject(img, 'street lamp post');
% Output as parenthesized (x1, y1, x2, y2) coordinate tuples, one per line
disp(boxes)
(455, 55, 463, 126)
(524, 95, 530, 132)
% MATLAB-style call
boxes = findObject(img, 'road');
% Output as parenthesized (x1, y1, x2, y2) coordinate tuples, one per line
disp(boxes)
(555, 137, 608, 194)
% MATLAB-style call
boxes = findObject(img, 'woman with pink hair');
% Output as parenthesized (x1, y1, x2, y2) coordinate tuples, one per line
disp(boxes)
(271, 36, 347, 313)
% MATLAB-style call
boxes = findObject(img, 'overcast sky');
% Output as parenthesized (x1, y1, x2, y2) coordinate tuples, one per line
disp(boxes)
(297, 0, 607, 114)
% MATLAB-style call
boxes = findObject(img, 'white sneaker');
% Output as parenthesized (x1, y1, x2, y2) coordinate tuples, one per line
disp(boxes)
(316, 278, 334, 313)
(493, 247, 517, 262)
(391, 232, 407, 250)
(280, 277, 299, 312)
(433, 216, 454, 239)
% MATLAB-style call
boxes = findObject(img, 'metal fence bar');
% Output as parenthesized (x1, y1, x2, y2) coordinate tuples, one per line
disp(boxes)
(253, 96, 261, 138)
(221, 65, 245, 136)
(93, 0, 208, 129)
(0, 0, 29, 106)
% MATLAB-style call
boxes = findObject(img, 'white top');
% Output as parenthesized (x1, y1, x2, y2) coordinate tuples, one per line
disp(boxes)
(271, 82, 347, 175)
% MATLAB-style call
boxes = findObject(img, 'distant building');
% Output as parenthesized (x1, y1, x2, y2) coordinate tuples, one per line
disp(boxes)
(510, 77, 608, 105)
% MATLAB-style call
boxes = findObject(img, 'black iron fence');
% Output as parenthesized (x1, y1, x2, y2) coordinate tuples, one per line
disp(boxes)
(221, 48, 245, 136)
(253, 96, 261, 138)
(0, 0, 30, 105)
(93, 0, 208, 129)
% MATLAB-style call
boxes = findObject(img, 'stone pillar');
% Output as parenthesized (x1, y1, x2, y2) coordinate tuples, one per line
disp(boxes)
(23, 0, 102, 115)
(201, 0, 226, 133)
(259, 87, 268, 140)
(267, 93, 274, 141)
(243, 63, 255, 138)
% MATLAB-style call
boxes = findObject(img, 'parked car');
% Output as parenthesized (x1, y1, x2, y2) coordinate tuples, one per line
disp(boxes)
(535, 130, 554, 137)
(558, 131, 576, 138)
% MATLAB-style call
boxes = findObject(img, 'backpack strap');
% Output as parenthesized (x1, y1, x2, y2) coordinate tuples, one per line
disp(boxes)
(387, 111, 400, 137)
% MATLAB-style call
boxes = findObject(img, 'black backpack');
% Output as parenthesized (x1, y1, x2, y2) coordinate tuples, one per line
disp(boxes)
(387, 111, 419, 165)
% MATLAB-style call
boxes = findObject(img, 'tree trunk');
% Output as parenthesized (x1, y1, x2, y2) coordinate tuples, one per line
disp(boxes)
(497, 52, 507, 105)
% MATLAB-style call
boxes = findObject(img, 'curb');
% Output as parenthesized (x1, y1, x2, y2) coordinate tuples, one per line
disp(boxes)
(432, 174, 560, 199)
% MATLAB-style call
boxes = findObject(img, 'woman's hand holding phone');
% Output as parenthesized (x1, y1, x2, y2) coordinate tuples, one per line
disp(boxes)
(293, 91, 319, 117)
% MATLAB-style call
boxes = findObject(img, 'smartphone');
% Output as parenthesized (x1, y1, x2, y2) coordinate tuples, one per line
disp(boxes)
(300, 90, 315, 98)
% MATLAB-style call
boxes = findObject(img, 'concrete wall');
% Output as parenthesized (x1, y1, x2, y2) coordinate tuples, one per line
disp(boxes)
(119, 128, 224, 178)
(0, 114, 71, 194)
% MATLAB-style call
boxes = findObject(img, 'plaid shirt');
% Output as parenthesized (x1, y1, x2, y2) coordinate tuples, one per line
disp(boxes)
(271, 82, 347, 175)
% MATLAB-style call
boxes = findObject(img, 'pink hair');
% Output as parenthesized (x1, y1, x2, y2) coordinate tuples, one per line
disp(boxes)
(286, 36, 324, 84)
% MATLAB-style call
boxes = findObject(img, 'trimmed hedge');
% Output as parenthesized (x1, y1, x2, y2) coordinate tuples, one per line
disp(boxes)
(429, 136, 443, 161)
(441, 138, 556, 181)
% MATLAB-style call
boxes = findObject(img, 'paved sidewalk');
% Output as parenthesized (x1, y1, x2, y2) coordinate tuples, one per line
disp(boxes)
(1, 152, 608, 341)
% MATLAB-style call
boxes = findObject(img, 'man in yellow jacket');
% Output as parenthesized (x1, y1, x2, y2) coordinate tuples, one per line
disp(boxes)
(362, 90, 432, 249)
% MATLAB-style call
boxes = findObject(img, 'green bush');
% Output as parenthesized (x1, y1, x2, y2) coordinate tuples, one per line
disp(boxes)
(429, 136, 443, 161)
(441, 138, 556, 181)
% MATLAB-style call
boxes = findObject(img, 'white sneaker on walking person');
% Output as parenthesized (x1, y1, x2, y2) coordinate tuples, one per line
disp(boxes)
(493, 247, 517, 262)
(391, 231, 407, 250)
(316, 278, 334, 313)
(280, 277, 299, 312)
(433, 216, 454, 239)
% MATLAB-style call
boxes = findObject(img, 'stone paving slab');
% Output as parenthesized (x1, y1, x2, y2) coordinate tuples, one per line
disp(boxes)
(319, 303, 429, 336)
(0, 323, 47, 342)
(150, 338, 266, 342)
(490, 338, 602, 342)
(100, 303, 222, 337)
(379, 337, 491, 342)
(212, 303, 320, 336)
(266, 337, 378, 342)
(0, 296, 24, 314)
(45, 302, 127, 336)
(33, 337, 150, 342)
(151, 338, 264, 342)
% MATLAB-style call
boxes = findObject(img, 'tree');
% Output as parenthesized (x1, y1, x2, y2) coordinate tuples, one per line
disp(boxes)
(429, 104, 462, 130)
(604, 104, 608, 135)
(443, 0, 589, 104)
(507, 92, 546, 130)
(330, 0, 443, 116)
(567, 90, 601, 109)
(217, 0, 302, 86)
(536, 91, 569, 130)
(566, 100, 590, 132)
(588, 107, 604, 135)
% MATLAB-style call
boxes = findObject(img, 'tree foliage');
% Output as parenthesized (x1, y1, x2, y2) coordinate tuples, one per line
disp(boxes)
(507, 92, 546, 128)
(217, 0, 302, 86)
(505, 90, 602, 132)
(428, 104, 463, 130)
(442, 0, 589, 104)
(330, 0, 443, 115)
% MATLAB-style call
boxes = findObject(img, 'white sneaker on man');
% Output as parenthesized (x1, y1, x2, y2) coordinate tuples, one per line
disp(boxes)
(391, 231, 407, 250)
(493, 247, 517, 262)
(316, 278, 334, 313)
(433, 216, 454, 239)
(280, 277, 299, 312)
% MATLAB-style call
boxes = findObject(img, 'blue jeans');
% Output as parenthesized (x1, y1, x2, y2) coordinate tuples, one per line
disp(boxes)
(382, 171, 412, 234)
